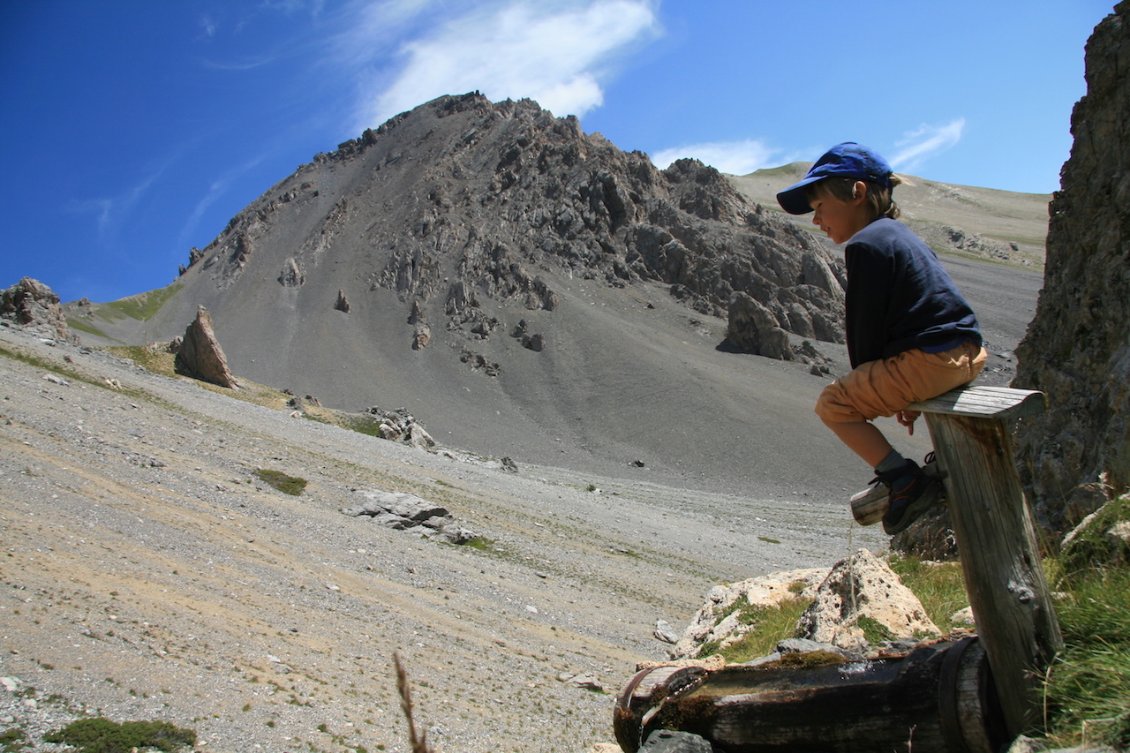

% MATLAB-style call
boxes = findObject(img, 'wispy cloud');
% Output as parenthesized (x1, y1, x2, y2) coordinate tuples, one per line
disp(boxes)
(69, 169, 165, 243)
(340, 0, 659, 133)
(177, 155, 267, 249)
(649, 139, 787, 176)
(888, 118, 966, 173)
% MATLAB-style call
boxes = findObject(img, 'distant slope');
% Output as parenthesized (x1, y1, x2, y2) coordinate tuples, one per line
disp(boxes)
(730, 163, 1050, 270)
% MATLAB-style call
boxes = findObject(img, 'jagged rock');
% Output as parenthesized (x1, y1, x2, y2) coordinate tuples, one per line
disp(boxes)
(174, 306, 238, 388)
(342, 490, 475, 544)
(365, 406, 435, 449)
(335, 288, 350, 312)
(412, 322, 431, 350)
(1013, 3, 1130, 532)
(669, 568, 826, 659)
(795, 549, 940, 651)
(278, 257, 304, 287)
(0, 277, 75, 343)
(725, 291, 794, 360)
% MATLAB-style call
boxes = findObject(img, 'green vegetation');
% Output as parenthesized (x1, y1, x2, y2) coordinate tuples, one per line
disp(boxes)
(44, 718, 196, 753)
(95, 284, 182, 322)
(0, 727, 28, 752)
(888, 554, 968, 634)
(700, 592, 814, 664)
(108, 345, 177, 377)
(1042, 496, 1130, 750)
(66, 316, 109, 339)
(254, 468, 308, 496)
(692, 497, 1129, 750)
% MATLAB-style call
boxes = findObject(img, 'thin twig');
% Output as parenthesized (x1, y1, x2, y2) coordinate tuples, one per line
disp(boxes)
(394, 651, 435, 753)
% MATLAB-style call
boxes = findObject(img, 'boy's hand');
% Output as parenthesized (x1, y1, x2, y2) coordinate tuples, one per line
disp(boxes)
(897, 410, 920, 435)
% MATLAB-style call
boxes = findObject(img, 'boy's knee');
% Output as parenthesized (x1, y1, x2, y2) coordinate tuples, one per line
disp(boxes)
(816, 382, 862, 425)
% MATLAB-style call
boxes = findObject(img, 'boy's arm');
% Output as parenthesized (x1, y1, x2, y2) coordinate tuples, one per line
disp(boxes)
(844, 243, 893, 367)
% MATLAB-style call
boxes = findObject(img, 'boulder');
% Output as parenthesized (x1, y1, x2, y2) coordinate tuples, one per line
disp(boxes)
(0, 277, 75, 343)
(796, 549, 940, 651)
(174, 306, 238, 388)
(725, 291, 794, 360)
(342, 490, 476, 544)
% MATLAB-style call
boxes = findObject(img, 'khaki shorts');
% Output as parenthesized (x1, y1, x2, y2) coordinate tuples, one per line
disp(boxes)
(816, 341, 988, 423)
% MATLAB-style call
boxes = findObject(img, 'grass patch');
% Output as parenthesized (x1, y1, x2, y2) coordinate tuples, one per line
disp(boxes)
(0, 727, 28, 752)
(702, 596, 814, 664)
(44, 718, 196, 753)
(1042, 496, 1130, 750)
(1044, 572, 1130, 749)
(94, 284, 182, 322)
(254, 468, 307, 496)
(107, 345, 176, 377)
(888, 554, 967, 634)
(67, 317, 108, 338)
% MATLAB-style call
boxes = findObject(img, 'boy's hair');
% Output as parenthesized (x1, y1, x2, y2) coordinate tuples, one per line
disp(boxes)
(804, 176, 902, 221)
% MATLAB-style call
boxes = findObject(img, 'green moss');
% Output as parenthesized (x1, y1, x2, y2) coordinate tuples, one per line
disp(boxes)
(1057, 496, 1130, 579)
(44, 718, 195, 753)
(254, 468, 307, 496)
(856, 615, 894, 644)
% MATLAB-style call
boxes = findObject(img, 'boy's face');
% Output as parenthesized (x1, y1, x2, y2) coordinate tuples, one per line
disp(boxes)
(809, 181, 871, 244)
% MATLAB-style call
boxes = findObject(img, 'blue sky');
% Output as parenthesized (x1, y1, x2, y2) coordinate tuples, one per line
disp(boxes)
(0, 1, 1115, 303)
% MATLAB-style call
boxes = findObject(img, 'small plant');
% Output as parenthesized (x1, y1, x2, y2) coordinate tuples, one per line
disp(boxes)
(44, 718, 195, 753)
(254, 468, 307, 496)
(0, 727, 28, 752)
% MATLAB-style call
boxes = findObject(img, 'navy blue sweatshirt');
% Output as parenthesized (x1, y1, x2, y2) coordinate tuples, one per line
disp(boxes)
(844, 218, 982, 368)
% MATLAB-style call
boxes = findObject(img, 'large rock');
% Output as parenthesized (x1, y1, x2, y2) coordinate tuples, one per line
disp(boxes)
(174, 306, 238, 388)
(668, 567, 825, 660)
(795, 549, 940, 652)
(1013, 3, 1130, 532)
(0, 277, 75, 343)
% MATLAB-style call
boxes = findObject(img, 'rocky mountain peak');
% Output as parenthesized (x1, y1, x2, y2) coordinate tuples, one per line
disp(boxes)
(175, 92, 844, 363)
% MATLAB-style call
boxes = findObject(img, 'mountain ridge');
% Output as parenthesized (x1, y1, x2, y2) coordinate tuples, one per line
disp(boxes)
(62, 93, 1044, 502)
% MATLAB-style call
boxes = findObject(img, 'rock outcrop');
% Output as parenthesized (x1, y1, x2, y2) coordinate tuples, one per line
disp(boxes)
(1013, 2, 1130, 532)
(341, 490, 476, 544)
(669, 549, 939, 659)
(174, 306, 238, 388)
(0, 277, 75, 343)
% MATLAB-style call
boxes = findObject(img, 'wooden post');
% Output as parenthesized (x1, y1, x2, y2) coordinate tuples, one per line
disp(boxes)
(908, 385, 1065, 738)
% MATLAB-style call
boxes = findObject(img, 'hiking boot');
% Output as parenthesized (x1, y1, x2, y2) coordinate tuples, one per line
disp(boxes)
(878, 460, 943, 535)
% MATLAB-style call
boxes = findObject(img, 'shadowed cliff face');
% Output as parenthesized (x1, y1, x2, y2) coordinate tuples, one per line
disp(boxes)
(1014, 1, 1130, 531)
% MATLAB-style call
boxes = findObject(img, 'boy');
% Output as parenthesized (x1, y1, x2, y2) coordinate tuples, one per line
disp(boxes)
(776, 142, 987, 534)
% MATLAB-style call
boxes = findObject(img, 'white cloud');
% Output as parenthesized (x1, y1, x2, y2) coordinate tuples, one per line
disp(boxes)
(342, 0, 659, 132)
(888, 118, 966, 173)
(649, 139, 782, 176)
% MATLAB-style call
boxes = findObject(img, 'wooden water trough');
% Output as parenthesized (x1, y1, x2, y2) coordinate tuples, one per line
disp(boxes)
(615, 386, 1064, 752)
(614, 637, 1007, 753)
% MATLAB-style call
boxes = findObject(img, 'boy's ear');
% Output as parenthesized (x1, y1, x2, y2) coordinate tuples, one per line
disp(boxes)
(851, 180, 868, 202)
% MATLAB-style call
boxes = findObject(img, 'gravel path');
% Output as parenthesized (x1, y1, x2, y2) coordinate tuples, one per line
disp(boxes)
(0, 325, 885, 752)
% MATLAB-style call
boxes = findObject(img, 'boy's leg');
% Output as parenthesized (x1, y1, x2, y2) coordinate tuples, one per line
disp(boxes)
(817, 342, 986, 532)
(816, 342, 987, 441)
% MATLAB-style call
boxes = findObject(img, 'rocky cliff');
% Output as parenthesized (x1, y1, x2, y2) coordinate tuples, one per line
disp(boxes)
(1014, 1, 1130, 531)
(176, 94, 844, 359)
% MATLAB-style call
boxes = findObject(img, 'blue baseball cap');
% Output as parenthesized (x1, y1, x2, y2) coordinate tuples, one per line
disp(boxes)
(776, 142, 894, 215)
